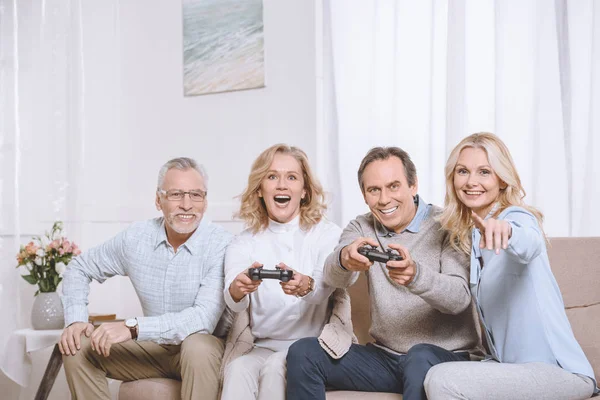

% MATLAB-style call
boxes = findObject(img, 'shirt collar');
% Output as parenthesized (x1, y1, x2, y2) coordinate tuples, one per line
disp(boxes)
(375, 194, 430, 237)
(267, 215, 300, 234)
(154, 217, 208, 254)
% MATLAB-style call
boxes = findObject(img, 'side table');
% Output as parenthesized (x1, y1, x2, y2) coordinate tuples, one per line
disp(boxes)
(0, 329, 63, 400)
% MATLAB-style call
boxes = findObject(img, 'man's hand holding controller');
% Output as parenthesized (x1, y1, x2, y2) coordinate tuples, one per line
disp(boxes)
(340, 237, 386, 271)
(342, 238, 416, 286)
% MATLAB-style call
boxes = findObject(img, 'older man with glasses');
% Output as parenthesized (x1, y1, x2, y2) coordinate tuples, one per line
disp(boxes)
(59, 157, 233, 400)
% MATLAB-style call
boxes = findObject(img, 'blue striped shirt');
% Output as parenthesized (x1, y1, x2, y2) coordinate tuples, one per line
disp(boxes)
(61, 217, 233, 344)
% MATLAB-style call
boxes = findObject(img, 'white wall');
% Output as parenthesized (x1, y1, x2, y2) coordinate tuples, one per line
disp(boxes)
(76, 0, 318, 318)
(0, 0, 318, 398)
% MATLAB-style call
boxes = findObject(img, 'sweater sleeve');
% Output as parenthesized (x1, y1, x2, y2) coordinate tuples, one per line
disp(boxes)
(407, 232, 472, 315)
(300, 222, 342, 304)
(323, 219, 363, 289)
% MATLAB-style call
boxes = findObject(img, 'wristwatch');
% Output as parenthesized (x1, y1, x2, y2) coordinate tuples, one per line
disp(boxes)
(125, 318, 138, 340)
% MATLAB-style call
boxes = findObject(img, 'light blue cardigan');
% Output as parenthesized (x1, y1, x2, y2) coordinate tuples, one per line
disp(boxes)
(470, 206, 598, 393)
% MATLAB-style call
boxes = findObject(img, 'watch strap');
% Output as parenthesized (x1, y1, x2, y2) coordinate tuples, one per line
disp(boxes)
(127, 319, 138, 340)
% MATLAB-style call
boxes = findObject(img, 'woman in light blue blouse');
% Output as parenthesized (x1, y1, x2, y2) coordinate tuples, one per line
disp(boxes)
(425, 132, 597, 399)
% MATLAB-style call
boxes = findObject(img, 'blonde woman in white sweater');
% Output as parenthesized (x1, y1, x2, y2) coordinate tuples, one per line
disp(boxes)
(221, 144, 341, 400)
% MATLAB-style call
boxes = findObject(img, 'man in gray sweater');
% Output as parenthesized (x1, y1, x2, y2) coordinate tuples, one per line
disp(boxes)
(286, 147, 482, 400)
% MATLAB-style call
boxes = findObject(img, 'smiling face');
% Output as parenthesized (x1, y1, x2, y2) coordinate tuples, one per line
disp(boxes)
(258, 152, 306, 224)
(155, 168, 207, 241)
(362, 156, 418, 233)
(453, 147, 504, 219)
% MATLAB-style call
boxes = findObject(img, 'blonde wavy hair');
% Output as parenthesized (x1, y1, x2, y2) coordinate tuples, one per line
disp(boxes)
(237, 144, 327, 233)
(440, 132, 545, 255)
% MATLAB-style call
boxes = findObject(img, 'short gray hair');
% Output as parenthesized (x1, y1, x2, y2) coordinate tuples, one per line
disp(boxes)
(157, 157, 208, 190)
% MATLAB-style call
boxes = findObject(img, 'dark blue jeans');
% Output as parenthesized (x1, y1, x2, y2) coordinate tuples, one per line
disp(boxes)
(286, 338, 470, 400)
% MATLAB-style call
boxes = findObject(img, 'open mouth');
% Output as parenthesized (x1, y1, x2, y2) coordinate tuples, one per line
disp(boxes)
(379, 206, 398, 215)
(274, 195, 291, 205)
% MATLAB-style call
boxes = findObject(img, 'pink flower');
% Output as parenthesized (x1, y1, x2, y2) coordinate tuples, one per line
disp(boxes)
(59, 248, 65, 255)
(25, 243, 38, 255)
(73, 248, 81, 256)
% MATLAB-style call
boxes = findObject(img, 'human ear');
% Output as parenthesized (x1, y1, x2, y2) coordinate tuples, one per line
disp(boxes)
(410, 176, 419, 196)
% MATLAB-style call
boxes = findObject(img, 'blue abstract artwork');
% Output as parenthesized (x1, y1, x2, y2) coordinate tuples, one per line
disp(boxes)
(183, 0, 265, 96)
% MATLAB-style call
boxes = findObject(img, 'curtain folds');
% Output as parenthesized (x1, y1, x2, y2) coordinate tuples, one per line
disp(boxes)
(322, 0, 600, 236)
(0, 0, 86, 355)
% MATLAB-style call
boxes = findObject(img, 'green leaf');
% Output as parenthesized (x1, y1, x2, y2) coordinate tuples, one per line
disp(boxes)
(34, 290, 39, 296)
(39, 280, 49, 292)
(21, 274, 38, 285)
(44, 285, 57, 293)
(53, 275, 59, 286)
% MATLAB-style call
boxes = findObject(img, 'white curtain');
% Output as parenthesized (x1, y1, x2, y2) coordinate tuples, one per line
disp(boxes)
(0, 0, 86, 357)
(321, 0, 600, 237)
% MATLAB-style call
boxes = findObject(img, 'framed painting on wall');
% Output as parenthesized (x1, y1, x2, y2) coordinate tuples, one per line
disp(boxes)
(182, 0, 265, 96)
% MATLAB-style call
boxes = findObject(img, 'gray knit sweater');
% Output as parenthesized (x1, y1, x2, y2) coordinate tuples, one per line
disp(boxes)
(324, 203, 482, 355)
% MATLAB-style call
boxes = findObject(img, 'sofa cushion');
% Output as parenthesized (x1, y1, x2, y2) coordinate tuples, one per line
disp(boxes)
(547, 238, 600, 309)
(548, 237, 600, 383)
(347, 272, 373, 345)
(566, 305, 600, 383)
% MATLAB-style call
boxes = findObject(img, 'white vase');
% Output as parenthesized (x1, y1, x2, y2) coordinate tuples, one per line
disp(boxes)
(31, 292, 65, 330)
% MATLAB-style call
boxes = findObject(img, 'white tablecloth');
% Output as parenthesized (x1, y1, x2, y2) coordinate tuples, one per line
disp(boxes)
(0, 328, 62, 387)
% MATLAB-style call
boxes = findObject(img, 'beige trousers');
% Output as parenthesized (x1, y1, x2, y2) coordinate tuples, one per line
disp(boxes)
(62, 332, 224, 400)
(221, 347, 288, 400)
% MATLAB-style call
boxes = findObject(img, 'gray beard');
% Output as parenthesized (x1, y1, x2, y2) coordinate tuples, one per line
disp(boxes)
(167, 214, 202, 234)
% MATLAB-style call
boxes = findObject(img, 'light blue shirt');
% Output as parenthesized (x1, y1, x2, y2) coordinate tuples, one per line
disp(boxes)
(471, 206, 597, 391)
(62, 217, 233, 344)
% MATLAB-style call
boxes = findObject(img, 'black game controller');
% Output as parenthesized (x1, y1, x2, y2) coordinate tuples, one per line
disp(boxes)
(357, 246, 403, 263)
(248, 267, 294, 282)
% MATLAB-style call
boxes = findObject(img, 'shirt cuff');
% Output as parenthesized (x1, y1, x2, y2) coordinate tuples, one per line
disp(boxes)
(407, 261, 433, 294)
(136, 316, 161, 342)
(224, 286, 250, 313)
(337, 247, 349, 271)
(406, 261, 421, 288)
(64, 305, 89, 327)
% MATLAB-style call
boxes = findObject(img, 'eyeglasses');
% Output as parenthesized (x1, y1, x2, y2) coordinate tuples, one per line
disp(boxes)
(158, 189, 207, 202)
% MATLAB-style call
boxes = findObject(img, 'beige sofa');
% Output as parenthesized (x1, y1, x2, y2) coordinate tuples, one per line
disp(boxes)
(119, 237, 600, 399)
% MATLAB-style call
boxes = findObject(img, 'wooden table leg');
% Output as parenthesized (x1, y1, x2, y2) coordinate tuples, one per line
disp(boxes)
(34, 343, 63, 400)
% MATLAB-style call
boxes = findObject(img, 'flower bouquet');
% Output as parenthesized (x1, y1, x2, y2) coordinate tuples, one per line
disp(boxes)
(16, 221, 81, 295)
